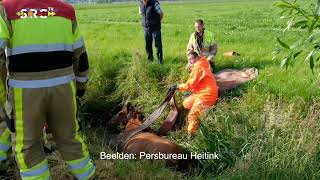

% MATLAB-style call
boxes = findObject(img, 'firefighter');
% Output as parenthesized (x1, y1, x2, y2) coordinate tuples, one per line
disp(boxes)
(0, 0, 95, 179)
(172, 52, 218, 135)
(187, 19, 217, 72)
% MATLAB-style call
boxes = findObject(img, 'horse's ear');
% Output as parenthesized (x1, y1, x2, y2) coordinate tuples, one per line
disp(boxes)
(126, 103, 132, 111)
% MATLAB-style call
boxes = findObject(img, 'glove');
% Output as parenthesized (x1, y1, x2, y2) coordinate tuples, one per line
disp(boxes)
(170, 83, 178, 91)
(76, 89, 86, 98)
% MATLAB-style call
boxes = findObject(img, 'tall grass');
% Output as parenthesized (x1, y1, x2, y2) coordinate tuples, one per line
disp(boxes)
(79, 0, 320, 179)
(2, 0, 320, 179)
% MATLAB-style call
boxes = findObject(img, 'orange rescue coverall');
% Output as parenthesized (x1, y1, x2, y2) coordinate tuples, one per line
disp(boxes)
(177, 57, 218, 134)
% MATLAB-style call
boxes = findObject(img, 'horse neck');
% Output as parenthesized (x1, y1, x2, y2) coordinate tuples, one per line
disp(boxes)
(124, 118, 143, 132)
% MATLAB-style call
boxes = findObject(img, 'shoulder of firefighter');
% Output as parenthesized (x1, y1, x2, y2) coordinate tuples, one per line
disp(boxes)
(202, 30, 217, 60)
(0, 0, 89, 91)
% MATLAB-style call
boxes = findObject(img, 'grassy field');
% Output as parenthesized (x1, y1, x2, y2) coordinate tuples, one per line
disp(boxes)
(2, 0, 320, 179)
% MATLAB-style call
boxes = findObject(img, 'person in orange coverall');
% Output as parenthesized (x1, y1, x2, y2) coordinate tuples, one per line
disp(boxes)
(171, 51, 218, 134)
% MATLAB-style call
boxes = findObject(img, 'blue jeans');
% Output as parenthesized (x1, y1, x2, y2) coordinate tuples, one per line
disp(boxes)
(144, 30, 163, 64)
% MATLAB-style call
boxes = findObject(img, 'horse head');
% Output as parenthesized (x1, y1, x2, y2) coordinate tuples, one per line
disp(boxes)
(109, 103, 142, 129)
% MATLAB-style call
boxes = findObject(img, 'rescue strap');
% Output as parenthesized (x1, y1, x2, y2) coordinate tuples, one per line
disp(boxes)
(118, 88, 177, 149)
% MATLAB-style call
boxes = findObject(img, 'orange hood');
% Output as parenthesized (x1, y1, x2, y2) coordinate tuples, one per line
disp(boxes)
(193, 57, 210, 71)
(178, 57, 218, 101)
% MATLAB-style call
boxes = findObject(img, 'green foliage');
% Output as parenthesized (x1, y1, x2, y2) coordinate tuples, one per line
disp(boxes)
(274, 0, 320, 71)
(0, 0, 320, 179)
(78, 1, 320, 179)
(4, 1, 320, 179)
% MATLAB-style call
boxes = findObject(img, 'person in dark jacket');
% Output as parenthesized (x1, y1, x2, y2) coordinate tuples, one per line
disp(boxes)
(139, 0, 164, 64)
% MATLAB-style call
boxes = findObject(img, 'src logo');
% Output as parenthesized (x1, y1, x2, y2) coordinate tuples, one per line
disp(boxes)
(16, 7, 56, 18)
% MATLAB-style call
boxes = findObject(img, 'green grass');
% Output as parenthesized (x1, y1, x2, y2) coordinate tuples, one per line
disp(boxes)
(2, 0, 320, 179)
(78, 0, 320, 179)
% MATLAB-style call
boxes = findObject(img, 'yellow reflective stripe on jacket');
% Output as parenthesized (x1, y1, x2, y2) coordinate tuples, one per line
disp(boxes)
(9, 16, 74, 48)
(72, 21, 84, 50)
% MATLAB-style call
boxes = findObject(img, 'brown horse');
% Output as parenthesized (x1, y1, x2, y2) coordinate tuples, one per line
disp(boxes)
(109, 104, 190, 170)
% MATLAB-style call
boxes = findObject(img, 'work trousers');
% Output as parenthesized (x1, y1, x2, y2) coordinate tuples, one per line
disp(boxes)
(7, 81, 95, 180)
(144, 29, 163, 64)
(183, 94, 216, 134)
